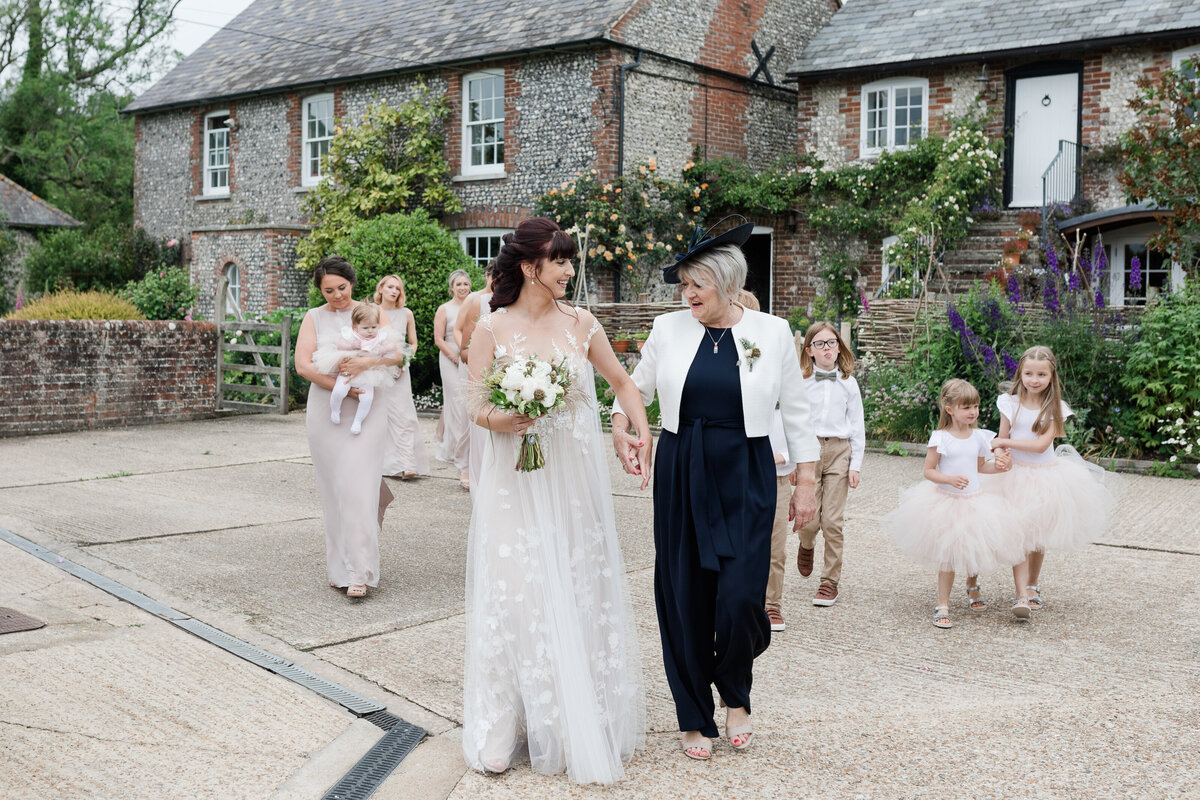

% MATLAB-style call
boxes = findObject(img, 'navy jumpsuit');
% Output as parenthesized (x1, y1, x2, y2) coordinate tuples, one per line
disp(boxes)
(652, 329, 775, 738)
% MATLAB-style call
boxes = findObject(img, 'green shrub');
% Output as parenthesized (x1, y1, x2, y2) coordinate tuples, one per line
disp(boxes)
(1121, 277, 1200, 453)
(5, 289, 144, 320)
(25, 223, 181, 294)
(318, 210, 480, 392)
(121, 266, 198, 320)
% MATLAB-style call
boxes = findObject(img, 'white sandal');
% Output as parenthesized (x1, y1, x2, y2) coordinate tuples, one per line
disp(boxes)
(966, 583, 986, 611)
(933, 605, 952, 629)
(1011, 597, 1031, 620)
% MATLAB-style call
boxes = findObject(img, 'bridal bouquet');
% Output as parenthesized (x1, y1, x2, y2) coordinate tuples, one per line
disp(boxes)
(479, 355, 575, 471)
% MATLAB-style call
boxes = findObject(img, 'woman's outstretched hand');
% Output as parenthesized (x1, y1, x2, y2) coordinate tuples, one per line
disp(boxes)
(613, 427, 652, 490)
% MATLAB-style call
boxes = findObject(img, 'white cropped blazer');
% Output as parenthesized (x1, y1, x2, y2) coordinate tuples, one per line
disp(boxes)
(613, 308, 820, 464)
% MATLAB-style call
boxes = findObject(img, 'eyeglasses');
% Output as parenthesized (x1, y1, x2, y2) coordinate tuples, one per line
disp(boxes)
(810, 339, 839, 350)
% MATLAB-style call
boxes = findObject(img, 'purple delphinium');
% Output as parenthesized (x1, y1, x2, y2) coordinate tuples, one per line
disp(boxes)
(1129, 255, 1142, 290)
(1095, 289, 1106, 309)
(1067, 268, 1081, 292)
(861, 292, 870, 312)
(1002, 351, 1019, 377)
(1006, 273, 1021, 305)
(1043, 274, 1061, 315)
(982, 298, 1004, 331)
(14, 289, 21, 311)
(947, 303, 966, 333)
(1045, 246, 1060, 274)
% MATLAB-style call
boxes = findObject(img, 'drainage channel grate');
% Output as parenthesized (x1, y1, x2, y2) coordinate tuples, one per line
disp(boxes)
(268, 663, 384, 716)
(320, 721, 426, 800)
(362, 710, 404, 731)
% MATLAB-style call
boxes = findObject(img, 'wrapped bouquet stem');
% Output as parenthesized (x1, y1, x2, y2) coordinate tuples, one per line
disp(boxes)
(469, 354, 580, 471)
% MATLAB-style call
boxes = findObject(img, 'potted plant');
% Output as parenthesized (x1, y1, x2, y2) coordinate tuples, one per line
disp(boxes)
(1001, 239, 1023, 266)
(1017, 210, 1041, 235)
(611, 331, 633, 353)
(631, 330, 650, 352)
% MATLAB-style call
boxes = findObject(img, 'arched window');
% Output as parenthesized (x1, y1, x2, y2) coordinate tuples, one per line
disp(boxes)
(224, 262, 241, 312)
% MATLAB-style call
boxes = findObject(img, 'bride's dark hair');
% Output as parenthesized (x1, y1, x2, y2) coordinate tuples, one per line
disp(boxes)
(489, 218, 577, 312)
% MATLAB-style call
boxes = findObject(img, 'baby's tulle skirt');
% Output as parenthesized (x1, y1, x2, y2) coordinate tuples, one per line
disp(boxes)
(987, 447, 1114, 552)
(884, 482, 1026, 575)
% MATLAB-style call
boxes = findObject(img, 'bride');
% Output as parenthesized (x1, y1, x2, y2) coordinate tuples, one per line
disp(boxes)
(462, 218, 653, 784)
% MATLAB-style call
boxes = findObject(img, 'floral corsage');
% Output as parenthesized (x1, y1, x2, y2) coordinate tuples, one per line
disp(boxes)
(738, 337, 761, 372)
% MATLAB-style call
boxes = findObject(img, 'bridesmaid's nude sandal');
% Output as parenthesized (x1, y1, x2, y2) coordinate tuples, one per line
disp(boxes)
(347, 584, 367, 598)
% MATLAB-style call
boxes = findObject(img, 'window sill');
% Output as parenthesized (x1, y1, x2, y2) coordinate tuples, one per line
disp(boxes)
(453, 170, 508, 183)
(194, 194, 231, 202)
(294, 185, 314, 194)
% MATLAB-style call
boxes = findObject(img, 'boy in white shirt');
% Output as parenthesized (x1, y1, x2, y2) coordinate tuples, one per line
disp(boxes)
(795, 322, 865, 607)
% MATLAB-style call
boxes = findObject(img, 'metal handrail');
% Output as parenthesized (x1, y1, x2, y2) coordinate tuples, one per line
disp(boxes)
(1041, 139, 1081, 243)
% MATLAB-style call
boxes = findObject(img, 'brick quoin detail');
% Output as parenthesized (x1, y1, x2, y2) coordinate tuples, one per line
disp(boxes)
(687, 0, 771, 161)
(0, 320, 219, 437)
(285, 93, 302, 185)
(592, 48, 621, 181)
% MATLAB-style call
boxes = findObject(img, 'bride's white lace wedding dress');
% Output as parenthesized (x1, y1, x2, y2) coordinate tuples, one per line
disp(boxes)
(462, 306, 645, 785)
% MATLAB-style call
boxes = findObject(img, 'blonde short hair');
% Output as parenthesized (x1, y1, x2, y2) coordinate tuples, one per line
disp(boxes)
(677, 244, 747, 305)
(351, 301, 381, 328)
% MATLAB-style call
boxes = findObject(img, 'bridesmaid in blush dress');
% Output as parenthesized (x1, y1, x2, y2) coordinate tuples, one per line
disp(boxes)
(375, 274, 430, 479)
(295, 257, 403, 599)
(434, 269, 472, 488)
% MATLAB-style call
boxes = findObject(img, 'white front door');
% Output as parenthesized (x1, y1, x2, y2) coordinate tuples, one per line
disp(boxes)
(1010, 73, 1079, 207)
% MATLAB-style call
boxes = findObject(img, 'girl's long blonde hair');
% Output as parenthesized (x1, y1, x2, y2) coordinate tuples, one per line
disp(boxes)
(1008, 345, 1066, 435)
(373, 274, 405, 306)
(800, 321, 855, 379)
(937, 378, 980, 430)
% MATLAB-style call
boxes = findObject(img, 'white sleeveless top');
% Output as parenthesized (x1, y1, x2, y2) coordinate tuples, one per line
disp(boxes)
(996, 394, 1073, 465)
(928, 429, 996, 494)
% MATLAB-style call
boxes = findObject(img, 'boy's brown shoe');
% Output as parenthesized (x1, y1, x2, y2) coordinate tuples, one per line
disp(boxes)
(797, 545, 815, 577)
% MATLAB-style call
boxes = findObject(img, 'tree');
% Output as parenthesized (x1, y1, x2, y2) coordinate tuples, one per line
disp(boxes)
(1119, 54, 1200, 268)
(296, 81, 462, 272)
(0, 0, 179, 226)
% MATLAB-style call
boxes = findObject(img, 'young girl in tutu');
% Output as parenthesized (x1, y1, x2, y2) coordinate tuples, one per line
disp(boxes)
(313, 301, 399, 435)
(989, 345, 1114, 609)
(883, 379, 1024, 628)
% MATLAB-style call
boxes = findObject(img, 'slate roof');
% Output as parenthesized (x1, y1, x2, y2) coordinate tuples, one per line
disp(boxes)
(0, 175, 82, 229)
(126, 0, 635, 114)
(789, 0, 1200, 77)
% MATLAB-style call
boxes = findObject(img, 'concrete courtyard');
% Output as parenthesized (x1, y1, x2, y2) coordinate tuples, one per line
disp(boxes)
(1, 412, 1197, 799)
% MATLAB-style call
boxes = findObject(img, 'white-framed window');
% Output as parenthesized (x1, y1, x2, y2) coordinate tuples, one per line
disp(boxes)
(1172, 45, 1200, 72)
(1103, 224, 1186, 306)
(223, 262, 241, 312)
(203, 111, 231, 196)
(459, 229, 508, 270)
(880, 234, 901, 290)
(860, 78, 928, 156)
(302, 93, 335, 186)
(462, 71, 505, 176)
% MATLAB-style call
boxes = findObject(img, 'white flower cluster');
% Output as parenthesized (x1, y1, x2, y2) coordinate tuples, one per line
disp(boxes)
(1157, 405, 1200, 467)
(499, 358, 565, 410)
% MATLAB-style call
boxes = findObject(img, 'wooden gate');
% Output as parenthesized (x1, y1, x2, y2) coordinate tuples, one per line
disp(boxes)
(215, 276, 291, 414)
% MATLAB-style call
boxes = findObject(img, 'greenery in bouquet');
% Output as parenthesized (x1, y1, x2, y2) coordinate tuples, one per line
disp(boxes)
(479, 355, 576, 471)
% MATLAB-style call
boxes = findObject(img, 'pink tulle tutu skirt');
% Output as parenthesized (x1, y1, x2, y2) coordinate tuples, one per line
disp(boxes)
(987, 449, 1114, 552)
(884, 482, 1026, 575)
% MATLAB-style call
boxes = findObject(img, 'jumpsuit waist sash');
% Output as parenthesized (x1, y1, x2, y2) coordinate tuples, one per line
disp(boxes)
(682, 416, 743, 572)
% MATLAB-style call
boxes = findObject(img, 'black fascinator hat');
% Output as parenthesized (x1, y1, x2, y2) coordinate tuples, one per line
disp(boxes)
(662, 216, 754, 284)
